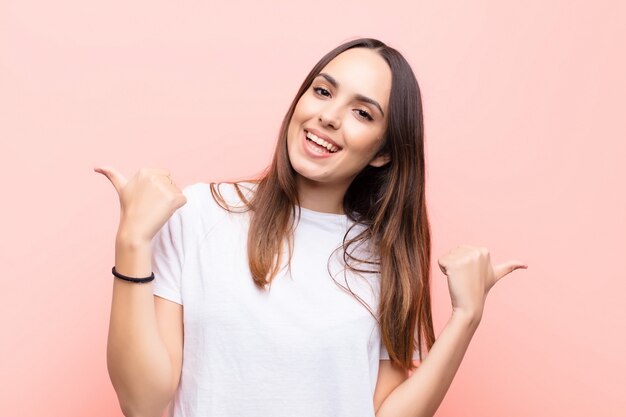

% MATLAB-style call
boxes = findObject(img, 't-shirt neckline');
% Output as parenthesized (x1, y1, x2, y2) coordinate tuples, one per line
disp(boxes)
(296, 205, 348, 220)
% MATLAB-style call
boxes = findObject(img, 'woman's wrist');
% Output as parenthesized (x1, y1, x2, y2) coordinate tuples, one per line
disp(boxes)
(451, 307, 483, 328)
(114, 234, 153, 279)
(116, 228, 151, 250)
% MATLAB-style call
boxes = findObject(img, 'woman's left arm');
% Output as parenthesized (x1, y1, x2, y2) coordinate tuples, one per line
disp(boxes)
(376, 245, 527, 417)
(375, 310, 479, 417)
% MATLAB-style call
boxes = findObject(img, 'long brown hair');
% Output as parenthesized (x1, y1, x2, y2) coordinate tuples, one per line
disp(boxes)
(210, 37, 434, 372)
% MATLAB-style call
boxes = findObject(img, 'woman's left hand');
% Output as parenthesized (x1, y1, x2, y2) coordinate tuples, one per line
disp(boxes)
(437, 245, 527, 323)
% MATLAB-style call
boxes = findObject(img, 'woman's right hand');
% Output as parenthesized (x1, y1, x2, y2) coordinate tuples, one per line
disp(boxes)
(94, 166, 187, 246)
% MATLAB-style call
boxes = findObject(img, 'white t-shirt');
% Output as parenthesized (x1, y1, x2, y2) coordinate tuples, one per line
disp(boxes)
(151, 181, 420, 417)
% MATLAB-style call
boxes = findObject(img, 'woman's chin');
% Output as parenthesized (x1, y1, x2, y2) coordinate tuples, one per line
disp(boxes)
(293, 168, 328, 184)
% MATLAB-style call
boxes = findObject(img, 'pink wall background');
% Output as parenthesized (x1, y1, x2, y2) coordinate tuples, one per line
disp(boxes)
(1, 0, 624, 416)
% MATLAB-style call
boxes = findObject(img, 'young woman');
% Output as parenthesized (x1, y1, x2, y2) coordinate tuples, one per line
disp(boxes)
(96, 37, 527, 417)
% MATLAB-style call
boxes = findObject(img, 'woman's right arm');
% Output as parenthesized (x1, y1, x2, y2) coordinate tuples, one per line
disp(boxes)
(95, 166, 187, 417)
(107, 235, 177, 417)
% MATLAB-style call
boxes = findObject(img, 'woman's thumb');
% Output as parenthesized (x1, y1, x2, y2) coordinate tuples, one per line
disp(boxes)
(94, 166, 127, 192)
(493, 260, 528, 284)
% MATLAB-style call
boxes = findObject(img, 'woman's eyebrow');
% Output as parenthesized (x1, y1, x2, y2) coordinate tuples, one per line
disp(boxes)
(316, 72, 385, 117)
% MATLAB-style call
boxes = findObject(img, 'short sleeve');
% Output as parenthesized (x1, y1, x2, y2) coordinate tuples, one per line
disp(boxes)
(151, 184, 197, 305)
(380, 337, 422, 361)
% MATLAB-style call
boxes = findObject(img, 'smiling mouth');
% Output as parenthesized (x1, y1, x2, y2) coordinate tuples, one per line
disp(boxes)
(304, 130, 341, 153)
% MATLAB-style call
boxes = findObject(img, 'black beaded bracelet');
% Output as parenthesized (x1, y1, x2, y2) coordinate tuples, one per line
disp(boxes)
(112, 266, 155, 283)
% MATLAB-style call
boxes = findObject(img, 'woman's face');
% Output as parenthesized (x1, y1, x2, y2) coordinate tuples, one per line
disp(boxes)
(287, 48, 392, 187)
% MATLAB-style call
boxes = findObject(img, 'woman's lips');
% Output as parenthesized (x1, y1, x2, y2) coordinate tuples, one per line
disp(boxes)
(302, 129, 338, 159)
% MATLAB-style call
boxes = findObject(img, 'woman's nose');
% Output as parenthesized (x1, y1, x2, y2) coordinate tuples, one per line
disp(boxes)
(318, 106, 342, 129)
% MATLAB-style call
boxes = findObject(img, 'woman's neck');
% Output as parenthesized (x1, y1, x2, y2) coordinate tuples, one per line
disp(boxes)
(295, 175, 349, 215)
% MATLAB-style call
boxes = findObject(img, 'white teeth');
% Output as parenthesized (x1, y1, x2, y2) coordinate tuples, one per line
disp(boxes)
(306, 131, 340, 153)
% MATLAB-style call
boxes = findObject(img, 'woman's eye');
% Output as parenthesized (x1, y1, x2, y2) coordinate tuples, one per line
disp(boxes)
(313, 87, 330, 97)
(356, 109, 373, 121)
(313, 86, 373, 122)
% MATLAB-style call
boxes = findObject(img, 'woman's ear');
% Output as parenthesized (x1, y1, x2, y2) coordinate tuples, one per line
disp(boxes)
(369, 152, 391, 168)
